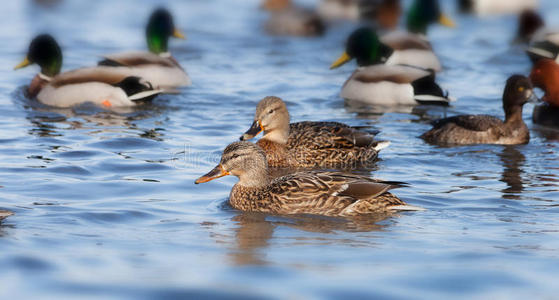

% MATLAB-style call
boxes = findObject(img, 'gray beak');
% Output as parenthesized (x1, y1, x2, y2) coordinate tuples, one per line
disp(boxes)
(526, 89, 540, 104)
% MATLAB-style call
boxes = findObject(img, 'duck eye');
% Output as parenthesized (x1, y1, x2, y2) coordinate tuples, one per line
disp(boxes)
(518, 87, 525, 92)
(268, 109, 274, 114)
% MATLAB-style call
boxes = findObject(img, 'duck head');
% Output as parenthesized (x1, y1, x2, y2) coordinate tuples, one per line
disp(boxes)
(503, 75, 539, 121)
(146, 7, 185, 55)
(195, 142, 269, 187)
(516, 10, 545, 43)
(530, 59, 559, 107)
(406, 0, 454, 34)
(330, 27, 393, 69)
(240, 96, 290, 144)
(14, 34, 62, 77)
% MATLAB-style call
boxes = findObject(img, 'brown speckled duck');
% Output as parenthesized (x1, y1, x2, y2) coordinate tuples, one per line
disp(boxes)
(262, 0, 325, 37)
(239, 96, 389, 168)
(195, 142, 421, 216)
(421, 75, 538, 146)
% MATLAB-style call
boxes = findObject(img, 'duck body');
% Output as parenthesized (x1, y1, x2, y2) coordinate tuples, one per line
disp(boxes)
(317, 0, 359, 21)
(530, 59, 559, 127)
(381, 31, 442, 72)
(262, 0, 325, 36)
(99, 51, 191, 89)
(421, 75, 537, 146)
(533, 104, 559, 128)
(0, 210, 13, 221)
(340, 64, 450, 105)
(229, 171, 406, 216)
(241, 97, 386, 168)
(527, 31, 559, 63)
(459, 0, 538, 15)
(195, 141, 419, 217)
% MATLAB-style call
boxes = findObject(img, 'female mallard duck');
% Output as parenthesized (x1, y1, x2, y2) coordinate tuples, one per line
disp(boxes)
(195, 141, 421, 216)
(330, 27, 452, 106)
(261, 0, 325, 37)
(421, 75, 538, 146)
(459, 0, 538, 15)
(344, 0, 454, 72)
(0, 210, 13, 221)
(530, 59, 559, 127)
(318, 0, 401, 30)
(98, 8, 191, 89)
(239, 96, 388, 168)
(516, 10, 559, 63)
(14, 34, 162, 108)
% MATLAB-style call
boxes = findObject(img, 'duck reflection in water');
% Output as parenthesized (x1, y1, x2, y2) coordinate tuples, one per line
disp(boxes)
(498, 146, 526, 199)
(220, 211, 392, 266)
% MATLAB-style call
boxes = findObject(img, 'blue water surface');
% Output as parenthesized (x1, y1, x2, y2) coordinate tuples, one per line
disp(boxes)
(1, 0, 559, 299)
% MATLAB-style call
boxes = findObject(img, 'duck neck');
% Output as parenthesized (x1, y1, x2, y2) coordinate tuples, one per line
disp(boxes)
(262, 127, 289, 144)
(504, 105, 525, 125)
(237, 167, 270, 188)
(146, 31, 168, 54)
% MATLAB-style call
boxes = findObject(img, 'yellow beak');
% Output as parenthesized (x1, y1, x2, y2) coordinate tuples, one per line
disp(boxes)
(195, 164, 230, 184)
(14, 56, 31, 70)
(330, 51, 352, 69)
(439, 14, 455, 28)
(173, 28, 186, 39)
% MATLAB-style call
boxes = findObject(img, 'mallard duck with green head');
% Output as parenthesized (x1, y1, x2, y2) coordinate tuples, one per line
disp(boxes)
(330, 27, 452, 106)
(98, 7, 191, 89)
(15, 34, 162, 108)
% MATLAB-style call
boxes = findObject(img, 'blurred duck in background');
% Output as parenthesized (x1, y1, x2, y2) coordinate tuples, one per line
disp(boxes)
(0, 210, 13, 221)
(98, 8, 191, 89)
(330, 27, 452, 106)
(459, 0, 538, 15)
(318, 0, 401, 31)
(261, 0, 325, 36)
(515, 10, 559, 63)
(239, 96, 389, 168)
(14, 34, 162, 108)
(421, 75, 538, 145)
(530, 59, 559, 128)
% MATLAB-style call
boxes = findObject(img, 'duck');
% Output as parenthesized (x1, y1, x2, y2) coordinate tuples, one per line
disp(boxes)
(530, 59, 559, 127)
(239, 96, 388, 168)
(14, 34, 162, 108)
(0, 210, 13, 221)
(515, 10, 559, 63)
(459, 0, 538, 15)
(318, 0, 401, 31)
(330, 27, 452, 106)
(261, 0, 325, 36)
(421, 75, 538, 146)
(98, 7, 191, 89)
(195, 141, 421, 217)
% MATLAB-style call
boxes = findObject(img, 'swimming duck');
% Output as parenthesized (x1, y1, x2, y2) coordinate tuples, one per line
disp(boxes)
(317, 0, 359, 21)
(516, 10, 559, 63)
(262, 0, 325, 37)
(318, 0, 401, 30)
(459, 0, 538, 15)
(195, 141, 420, 216)
(14, 34, 162, 108)
(239, 96, 388, 168)
(98, 8, 191, 89)
(421, 75, 538, 146)
(530, 59, 559, 127)
(330, 27, 452, 106)
(0, 210, 13, 221)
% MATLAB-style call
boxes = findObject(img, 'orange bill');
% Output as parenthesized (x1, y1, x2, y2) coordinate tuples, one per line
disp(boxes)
(195, 164, 230, 184)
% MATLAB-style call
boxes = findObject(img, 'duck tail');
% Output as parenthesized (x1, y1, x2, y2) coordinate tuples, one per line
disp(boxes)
(114, 76, 163, 102)
(411, 74, 454, 106)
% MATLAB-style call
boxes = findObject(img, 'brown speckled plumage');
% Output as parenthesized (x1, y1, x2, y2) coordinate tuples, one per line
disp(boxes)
(421, 75, 537, 146)
(196, 142, 417, 217)
(0, 210, 13, 221)
(241, 97, 385, 168)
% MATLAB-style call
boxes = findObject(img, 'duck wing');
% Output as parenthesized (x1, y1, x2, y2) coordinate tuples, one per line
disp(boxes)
(431, 115, 504, 132)
(288, 121, 381, 149)
(99, 51, 178, 68)
(380, 31, 433, 51)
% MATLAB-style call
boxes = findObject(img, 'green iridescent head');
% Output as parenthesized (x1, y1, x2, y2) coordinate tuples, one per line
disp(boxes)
(406, 0, 455, 34)
(330, 27, 393, 69)
(146, 7, 185, 54)
(14, 34, 62, 77)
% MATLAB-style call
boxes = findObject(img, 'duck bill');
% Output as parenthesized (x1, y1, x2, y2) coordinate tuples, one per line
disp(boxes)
(240, 120, 264, 141)
(173, 28, 186, 39)
(14, 56, 31, 70)
(527, 90, 540, 104)
(330, 51, 352, 69)
(195, 164, 230, 184)
(439, 14, 455, 28)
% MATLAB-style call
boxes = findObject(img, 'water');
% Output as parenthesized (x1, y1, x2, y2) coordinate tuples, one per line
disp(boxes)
(1, 0, 559, 299)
